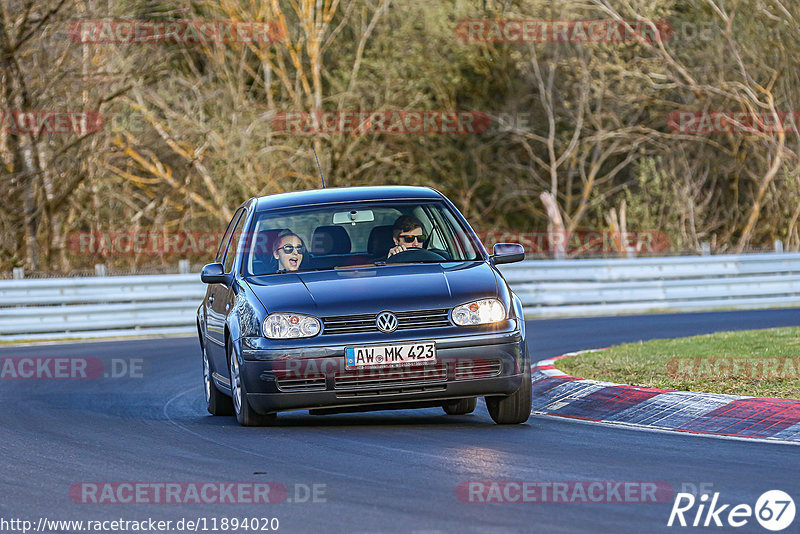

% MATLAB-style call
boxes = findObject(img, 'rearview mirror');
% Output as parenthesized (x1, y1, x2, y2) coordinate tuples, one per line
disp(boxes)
(332, 209, 375, 225)
(200, 262, 228, 285)
(491, 243, 525, 265)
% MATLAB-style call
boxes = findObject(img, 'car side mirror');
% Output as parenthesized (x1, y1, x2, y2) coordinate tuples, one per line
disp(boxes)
(491, 243, 525, 265)
(201, 262, 229, 285)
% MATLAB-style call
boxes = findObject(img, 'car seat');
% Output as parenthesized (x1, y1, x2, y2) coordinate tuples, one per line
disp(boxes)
(367, 225, 394, 259)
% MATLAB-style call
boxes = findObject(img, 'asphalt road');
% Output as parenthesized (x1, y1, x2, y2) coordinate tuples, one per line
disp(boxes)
(1, 309, 799, 534)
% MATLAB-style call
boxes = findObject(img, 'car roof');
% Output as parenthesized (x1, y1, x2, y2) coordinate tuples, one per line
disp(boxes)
(253, 185, 444, 212)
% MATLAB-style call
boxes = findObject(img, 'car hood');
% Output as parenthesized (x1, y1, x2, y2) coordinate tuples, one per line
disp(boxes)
(246, 261, 499, 316)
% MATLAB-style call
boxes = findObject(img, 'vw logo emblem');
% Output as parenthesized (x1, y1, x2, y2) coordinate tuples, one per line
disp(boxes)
(376, 311, 398, 333)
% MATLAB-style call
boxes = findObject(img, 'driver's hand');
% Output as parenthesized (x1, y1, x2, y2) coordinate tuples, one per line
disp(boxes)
(387, 245, 407, 257)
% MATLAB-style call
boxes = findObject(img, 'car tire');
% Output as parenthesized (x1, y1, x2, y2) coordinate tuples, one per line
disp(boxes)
(442, 397, 477, 415)
(202, 341, 234, 416)
(486, 362, 532, 424)
(228, 343, 277, 427)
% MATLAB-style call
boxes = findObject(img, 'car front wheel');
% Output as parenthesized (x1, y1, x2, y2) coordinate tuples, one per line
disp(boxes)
(485, 363, 532, 424)
(442, 397, 477, 415)
(229, 344, 277, 427)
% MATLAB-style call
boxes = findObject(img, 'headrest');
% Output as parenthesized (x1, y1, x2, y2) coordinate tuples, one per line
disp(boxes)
(367, 225, 394, 257)
(311, 225, 351, 255)
(248, 228, 286, 257)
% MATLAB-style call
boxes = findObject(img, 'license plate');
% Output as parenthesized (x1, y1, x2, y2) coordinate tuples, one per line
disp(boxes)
(345, 342, 436, 369)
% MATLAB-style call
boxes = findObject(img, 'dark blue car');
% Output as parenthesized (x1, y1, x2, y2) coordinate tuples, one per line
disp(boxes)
(197, 186, 530, 425)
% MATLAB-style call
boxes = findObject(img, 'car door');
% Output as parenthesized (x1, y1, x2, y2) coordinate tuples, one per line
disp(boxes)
(208, 207, 250, 376)
(205, 208, 244, 374)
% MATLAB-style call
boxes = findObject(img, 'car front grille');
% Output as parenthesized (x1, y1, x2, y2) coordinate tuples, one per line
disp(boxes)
(455, 359, 503, 380)
(275, 374, 327, 392)
(333, 362, 447, 390)
(276, 358, 505, 395)
(322, 308, 451, 335)
(335, 385, 446, 398)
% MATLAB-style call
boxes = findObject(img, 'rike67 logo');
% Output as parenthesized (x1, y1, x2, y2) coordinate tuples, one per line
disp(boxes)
(668, 490, 795, 531)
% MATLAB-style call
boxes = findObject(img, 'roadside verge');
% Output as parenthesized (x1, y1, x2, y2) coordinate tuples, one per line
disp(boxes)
(532, 352, 800, 443)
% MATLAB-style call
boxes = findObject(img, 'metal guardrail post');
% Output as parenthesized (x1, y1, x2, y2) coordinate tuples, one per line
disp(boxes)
(12, 268, 24, 280)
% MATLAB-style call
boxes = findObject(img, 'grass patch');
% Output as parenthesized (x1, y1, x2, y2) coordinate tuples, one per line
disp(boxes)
(556, 327, 800, 399)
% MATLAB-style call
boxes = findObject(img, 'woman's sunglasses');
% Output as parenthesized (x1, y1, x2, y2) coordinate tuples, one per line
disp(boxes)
(399, 234, 427, 244)
(277, 244, 305, 254)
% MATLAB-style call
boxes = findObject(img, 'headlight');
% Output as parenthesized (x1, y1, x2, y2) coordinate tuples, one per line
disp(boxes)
(451, 298, 506, 326)
(263, 313, 321, 339)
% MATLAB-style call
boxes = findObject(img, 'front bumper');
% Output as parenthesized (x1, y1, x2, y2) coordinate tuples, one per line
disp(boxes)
(237, 329, 526, 414)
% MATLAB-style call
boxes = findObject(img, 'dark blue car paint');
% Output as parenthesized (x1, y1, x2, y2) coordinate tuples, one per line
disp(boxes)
(198, 186, 528, 415)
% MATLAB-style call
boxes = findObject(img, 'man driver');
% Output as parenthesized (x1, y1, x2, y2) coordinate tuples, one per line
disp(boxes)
(387, 215, 427, 258)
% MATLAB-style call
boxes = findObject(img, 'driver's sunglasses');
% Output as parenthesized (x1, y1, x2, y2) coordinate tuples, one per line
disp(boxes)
(277, 244, 305, 254)
(399, 234, 427, 244)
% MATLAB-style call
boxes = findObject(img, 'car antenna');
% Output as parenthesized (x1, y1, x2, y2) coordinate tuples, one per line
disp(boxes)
(312, 142, 325, 188)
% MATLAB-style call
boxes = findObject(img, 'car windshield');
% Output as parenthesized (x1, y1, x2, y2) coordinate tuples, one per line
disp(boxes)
(242, 200, 483, 276)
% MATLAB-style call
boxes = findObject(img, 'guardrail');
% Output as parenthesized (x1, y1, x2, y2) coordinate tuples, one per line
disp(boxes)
(0, 274, 204, 341)
(501, 253, 800, 316)
(1, 253, 799, 341)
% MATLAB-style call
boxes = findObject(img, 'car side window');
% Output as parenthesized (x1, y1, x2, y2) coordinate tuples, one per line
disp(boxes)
(223, 210, 248, 273)
(215, 208, 244, 263)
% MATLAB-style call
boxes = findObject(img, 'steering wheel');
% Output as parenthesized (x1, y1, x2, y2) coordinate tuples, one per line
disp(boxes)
(386, 248, 447, 263)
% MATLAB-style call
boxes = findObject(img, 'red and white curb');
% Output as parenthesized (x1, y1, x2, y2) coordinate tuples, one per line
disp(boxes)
(531, 351, 800, 442)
